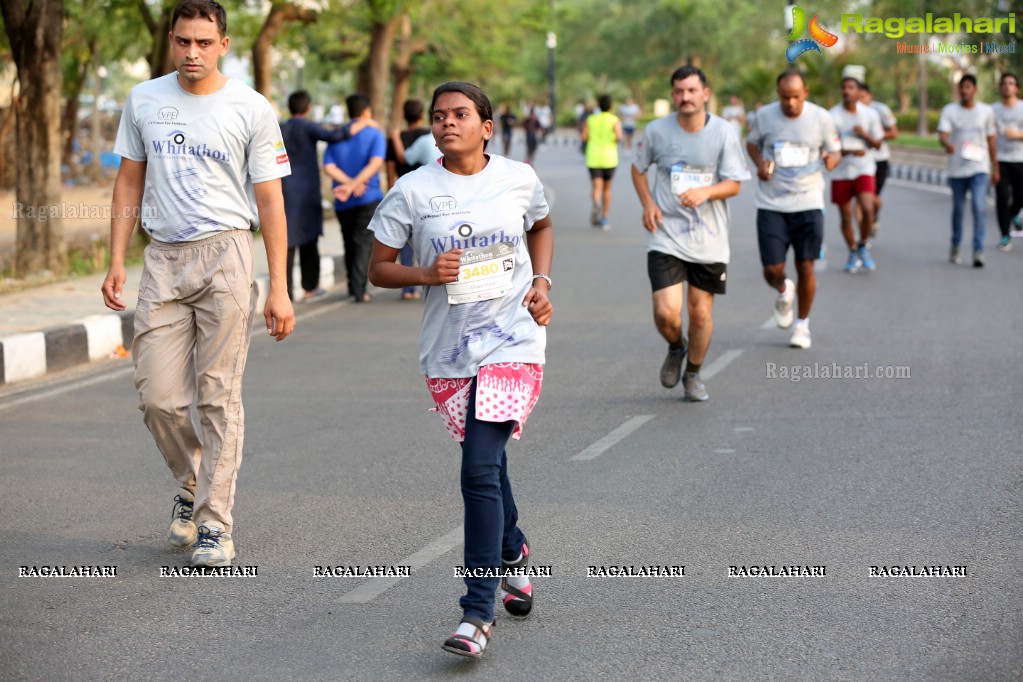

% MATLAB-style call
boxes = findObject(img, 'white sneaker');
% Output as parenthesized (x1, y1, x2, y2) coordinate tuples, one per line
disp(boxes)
(168, 487, 197, 548)
(190, 522, 235, 567)
(774, 279, 795, 329)
(789, 324, 811, 349)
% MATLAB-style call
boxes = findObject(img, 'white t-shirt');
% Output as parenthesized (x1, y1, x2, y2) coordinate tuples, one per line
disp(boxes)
(369, 154, 549, 378)
(114, 73, 291, 242)
(993, 100, 1023, 163)
(618, 103, 641, 128)
(404, 133, 441, 168)
(747, 101, 841, 212)
(829, 102, 883, 181)
(937, 102, 996, 178)
(633, 113, 751, 264)
(721, 105, 745, 135)
(869, 100, 897, 162)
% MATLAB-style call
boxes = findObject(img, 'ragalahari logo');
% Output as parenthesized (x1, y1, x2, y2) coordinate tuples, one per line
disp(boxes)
(786, 6, 839, 62)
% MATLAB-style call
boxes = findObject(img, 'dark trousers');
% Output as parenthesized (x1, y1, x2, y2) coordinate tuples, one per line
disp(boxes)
(459, 378, 527, 623)
(286, 239, 320, 300)
(996, 161, 1023, 237)
(336, 202, 379, 300)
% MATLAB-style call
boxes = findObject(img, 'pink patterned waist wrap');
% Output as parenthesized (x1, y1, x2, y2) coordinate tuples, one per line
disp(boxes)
(425, 363, 544, 443)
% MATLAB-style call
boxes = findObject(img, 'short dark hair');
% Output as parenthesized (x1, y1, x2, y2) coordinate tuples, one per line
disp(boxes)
(860, 83, 872, 94)
(346, 93, 371, 118)
(841, 77, 862, 88)
(597, 94, 612, 112)
(402, 99, 424, 125)
(959, 74, 977, 88)
(670, 65, 707, 87)
(288, 90, 311, 115)
(172, 0, 227, 36)
(1000, 72, 1019, 87)
(776, 69, 806, 88)
(430, 81, 493, 150)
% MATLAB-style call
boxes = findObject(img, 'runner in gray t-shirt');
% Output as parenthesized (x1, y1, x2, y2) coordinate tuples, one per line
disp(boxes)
(631, 65, 750, 402)
(747, 70, 840, 351)
(938, 74, 999, 266)
(993, 72, 1023, 250)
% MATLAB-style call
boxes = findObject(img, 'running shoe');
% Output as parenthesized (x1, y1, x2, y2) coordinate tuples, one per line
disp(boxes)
(190, 523, 235, 567)
(590, 204, 599, 225)
(998, 236, 1012, 252)
(682, 371, 709, 402)
(789, 325, 811, 349)
(973, 250, 985, 268)
(598, 217, 610, 231)
(774, 278, 794, 329)
(659, 341, 687, 388)
(843, 249, 862, 273)
(858, 244, 875, 271)
(168, 487, 197, 548)
(949, 245, 961, 265)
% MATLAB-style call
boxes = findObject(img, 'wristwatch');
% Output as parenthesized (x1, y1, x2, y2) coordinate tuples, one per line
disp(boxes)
(532, 273, 552, 291)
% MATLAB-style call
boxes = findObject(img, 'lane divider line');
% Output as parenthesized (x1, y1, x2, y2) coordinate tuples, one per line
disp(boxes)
(570, 415, 655, 461)
(335, 525, 465, 604)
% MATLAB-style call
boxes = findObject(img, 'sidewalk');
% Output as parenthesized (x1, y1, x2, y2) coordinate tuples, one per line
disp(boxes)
(0, 219, 346, 386)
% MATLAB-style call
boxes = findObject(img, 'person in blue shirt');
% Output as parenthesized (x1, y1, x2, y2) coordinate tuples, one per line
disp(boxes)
(281, 90, 375, 302)
(324, 93, 386, 302)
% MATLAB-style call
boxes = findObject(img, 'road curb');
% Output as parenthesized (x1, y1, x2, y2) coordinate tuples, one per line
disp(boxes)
(0, 254, 345, 387)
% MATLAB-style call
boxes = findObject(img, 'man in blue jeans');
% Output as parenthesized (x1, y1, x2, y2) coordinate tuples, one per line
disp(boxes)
(938, 74, 999, 267)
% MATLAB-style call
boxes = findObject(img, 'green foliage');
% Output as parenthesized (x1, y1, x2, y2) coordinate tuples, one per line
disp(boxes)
(895, 108, 942, 133)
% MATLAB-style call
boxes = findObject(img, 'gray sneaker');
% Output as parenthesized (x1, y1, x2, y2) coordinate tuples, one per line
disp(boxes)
(659, 342, 687, 388)
(949, 245, 961, 264)
(168, 487, 197, 548)
(682, 371, 709, 402)
(190, 523, 235, 567)
(973, 250, 985, 268)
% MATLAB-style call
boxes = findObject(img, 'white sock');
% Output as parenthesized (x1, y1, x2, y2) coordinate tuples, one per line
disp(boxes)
(795, 318, 809, 331)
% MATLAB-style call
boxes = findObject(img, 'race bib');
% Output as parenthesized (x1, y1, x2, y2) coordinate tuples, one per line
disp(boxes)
(960, 140, 987, 162)
(670, 163, 714, 196)
(841, 135, 866, 152)
(774, 141, 811, 168)
(446, 242, 516, 305)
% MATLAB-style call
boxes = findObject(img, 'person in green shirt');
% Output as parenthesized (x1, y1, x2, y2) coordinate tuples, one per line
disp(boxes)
(582, 94, 623, 230)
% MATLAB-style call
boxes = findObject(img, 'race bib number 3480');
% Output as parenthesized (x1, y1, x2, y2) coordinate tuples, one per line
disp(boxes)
(446, 242, 516, 305)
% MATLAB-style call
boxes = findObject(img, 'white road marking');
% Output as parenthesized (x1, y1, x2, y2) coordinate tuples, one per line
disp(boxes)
(570, 415, 656, 461)
(700, 349, 744, 380)
(734, 427, 754, 432)
(336, 525, 465, 604)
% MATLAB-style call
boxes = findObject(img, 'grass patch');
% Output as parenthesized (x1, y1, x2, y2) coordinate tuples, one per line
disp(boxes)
(891, 134, 942, 151)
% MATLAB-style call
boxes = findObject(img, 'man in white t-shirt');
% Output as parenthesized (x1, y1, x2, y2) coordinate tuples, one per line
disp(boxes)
(747, 69, 840, 350)
(829, 77, 883, 273)
(631, 66, 750, 402)
(101, 0, 294, 567)
(938, 73, 998, 267)
(618, 97, 642, 150)
(859, 84, 898, 232)
(993, 72, 1023, 251)
(721, 95, 746, 137)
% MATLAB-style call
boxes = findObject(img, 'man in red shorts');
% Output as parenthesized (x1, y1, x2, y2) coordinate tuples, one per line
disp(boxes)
(829, 77, 883, 273)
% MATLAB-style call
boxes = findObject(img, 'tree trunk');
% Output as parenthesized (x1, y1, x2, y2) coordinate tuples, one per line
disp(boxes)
(388, 13, 428, 130)
(139, 0, 175, 79)
(357, 14, 401, 124)
(253, 2, 319, 100)
(62, 50, 92, 169)
(2, 0, 67, 277)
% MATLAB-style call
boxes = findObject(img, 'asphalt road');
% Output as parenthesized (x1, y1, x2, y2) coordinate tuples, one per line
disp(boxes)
(1, 137, 1021, 681)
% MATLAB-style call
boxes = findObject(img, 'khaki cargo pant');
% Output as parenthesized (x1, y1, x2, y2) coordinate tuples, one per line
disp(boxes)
(132, 230, 256, 534)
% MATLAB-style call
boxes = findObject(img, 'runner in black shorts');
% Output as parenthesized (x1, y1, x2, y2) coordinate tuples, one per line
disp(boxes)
(860, 84, 898, 236)
(647, 251, 726, 295)
(746, 69, 840, 349)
